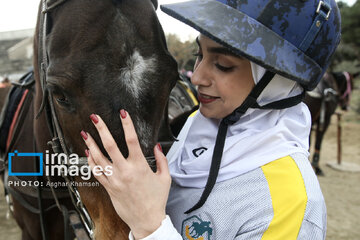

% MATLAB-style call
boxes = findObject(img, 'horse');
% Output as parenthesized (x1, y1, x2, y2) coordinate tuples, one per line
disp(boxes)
(0, 0, 179, 239)
(304, 71, 357, 176)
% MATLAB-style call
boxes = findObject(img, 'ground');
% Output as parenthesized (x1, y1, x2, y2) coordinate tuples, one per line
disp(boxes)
(0, 104, 359, 239)
(314, 109, 360, 240)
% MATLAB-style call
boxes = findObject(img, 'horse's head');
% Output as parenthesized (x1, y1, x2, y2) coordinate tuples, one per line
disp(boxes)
(32, 1, 178, 237)
(333, 72, 353, 111)
(34, 0, 178, 160)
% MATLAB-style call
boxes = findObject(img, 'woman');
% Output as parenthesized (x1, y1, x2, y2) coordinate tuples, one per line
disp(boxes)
(81, 0, 341, 239)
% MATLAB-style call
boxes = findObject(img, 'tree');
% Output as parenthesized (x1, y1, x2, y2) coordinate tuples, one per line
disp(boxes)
(166, 34, 197, 71)
(330, 1, 360, 73)
(339, 0, 360, 49)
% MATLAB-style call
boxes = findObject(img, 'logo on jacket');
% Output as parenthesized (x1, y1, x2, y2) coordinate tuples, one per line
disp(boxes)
(192, 147, 208, 158)
(182, 215, 213, 240)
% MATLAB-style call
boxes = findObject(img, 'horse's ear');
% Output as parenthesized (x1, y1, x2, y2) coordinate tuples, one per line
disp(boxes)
(150, 0, 158, 10)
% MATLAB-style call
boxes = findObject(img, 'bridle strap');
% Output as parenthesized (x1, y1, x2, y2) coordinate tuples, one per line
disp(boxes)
(341, 71, 352, 101)
(38, 1, 94, 239)
(42, 0, 68, 13)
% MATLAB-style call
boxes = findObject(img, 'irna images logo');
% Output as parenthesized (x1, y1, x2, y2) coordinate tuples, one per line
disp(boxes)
(8, 150, 43, 176)
(8, 150, 112, 180)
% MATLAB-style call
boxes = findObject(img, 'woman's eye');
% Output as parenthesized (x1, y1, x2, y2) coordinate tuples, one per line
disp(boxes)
(193, 52, 203, 60)
(215, 63, 234, 72)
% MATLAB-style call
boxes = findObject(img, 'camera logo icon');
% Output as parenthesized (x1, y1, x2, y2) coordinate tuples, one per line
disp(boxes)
(8, 150, 43, 176)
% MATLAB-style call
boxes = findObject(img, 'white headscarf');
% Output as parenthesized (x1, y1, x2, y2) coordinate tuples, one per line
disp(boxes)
(167, 62, 311, 188)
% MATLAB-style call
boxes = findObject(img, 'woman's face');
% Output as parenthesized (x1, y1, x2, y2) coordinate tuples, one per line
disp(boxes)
(192, 34, 254, 119)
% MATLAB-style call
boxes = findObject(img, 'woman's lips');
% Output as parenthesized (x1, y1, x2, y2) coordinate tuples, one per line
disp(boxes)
(198, 93, 219, 104)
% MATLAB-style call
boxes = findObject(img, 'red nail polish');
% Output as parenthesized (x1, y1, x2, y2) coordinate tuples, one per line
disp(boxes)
(157, 143, 163, 153)
(120, 109, 127, 119)
(81, 131, 88, 140)
(85, 149, 89, 157)
(90, 114, 99, 124)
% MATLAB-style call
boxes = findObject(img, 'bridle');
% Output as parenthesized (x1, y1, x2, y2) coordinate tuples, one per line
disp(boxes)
(38, 0, 94, 239)
(339, 71, 352, 109)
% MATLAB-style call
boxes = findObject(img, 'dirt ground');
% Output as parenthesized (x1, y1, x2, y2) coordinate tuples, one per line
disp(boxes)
(313, 109, 360, 240)
(0, 182, 21, 239)
(0, 108, 359, 240)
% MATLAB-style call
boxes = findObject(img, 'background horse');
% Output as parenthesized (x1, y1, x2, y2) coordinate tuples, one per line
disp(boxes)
(1, 0, 178, 239)
(304, 71, 357, 175)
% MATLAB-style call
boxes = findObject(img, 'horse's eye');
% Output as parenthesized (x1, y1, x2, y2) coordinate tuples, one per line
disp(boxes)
(56, 94, 68, 104)
(52, 90, 71, 109)
(47, 83, 71, 109)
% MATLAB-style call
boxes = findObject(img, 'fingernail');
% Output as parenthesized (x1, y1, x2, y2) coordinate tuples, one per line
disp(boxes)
(90, 114, 99, 124)
(81, 130, 88, 140)
(157, 143, 163, 153)
(120, 109, 127, 119)
(85, 149, 89, 157)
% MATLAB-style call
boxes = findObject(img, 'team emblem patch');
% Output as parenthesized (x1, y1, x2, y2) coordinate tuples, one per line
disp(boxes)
(181, 215, 213, 240)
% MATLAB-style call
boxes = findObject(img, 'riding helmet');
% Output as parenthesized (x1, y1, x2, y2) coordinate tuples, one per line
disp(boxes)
(161, 0, 341, 90)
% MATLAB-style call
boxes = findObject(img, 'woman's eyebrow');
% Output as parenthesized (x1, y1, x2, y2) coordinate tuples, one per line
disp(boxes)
(207, 46, 241, 58)
(196, 37, 243, 59)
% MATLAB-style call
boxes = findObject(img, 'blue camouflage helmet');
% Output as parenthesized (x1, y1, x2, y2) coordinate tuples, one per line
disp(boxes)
(160, 0, 341, 90)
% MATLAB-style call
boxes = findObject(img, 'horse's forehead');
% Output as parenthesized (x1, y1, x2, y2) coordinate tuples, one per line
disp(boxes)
(56, 0, 156, 28)
(49, 0, 160, 54)
(110, 0, 160, 41)
(47, 0, 176, 87)
(120, 50, 157, 96)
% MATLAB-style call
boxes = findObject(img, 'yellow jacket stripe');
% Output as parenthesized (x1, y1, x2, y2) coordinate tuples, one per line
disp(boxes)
(261, 156, 308, 239)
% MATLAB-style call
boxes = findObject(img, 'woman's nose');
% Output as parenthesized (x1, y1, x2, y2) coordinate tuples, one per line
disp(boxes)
(191, 60, 211, 87)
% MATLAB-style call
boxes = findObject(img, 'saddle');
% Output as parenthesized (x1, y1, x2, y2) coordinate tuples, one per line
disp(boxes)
(307, 73, 330, 98)
(168, 74, 198, 122)
(307, 72, 337, 100)
(168, 75, 199, 137)
(0, 70, 35, 166)
(0, 70, 87, 240)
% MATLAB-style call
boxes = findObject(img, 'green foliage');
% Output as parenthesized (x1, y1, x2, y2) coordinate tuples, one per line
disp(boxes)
(166, 34, 197, 71)
(339, 0, 360, 48)
(331, 0, 360, 74)
(331, 42, 360, 70)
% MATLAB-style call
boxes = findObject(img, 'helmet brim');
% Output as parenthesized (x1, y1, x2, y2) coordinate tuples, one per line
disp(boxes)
(161, 0, 322, 90)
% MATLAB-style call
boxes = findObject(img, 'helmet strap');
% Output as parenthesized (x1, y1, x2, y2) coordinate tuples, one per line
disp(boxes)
(185, 71, 305, 214)
(299, 0, 331, 52)
(185, 71, 274, 213)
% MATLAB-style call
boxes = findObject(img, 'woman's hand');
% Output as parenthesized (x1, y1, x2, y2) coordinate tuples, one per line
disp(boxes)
(81, 110, 171, 239)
